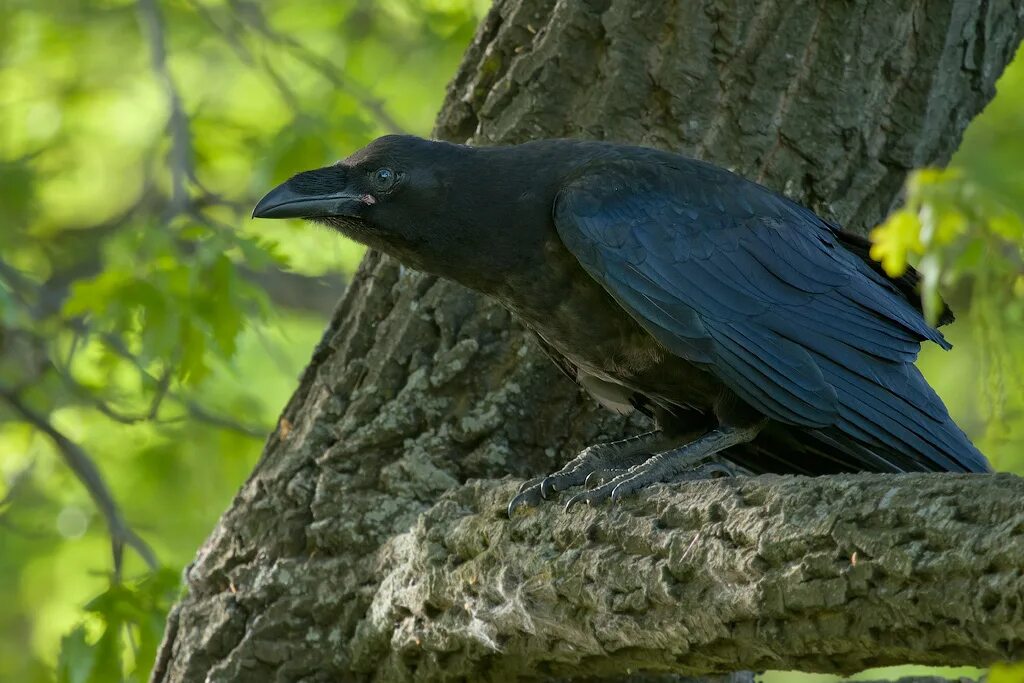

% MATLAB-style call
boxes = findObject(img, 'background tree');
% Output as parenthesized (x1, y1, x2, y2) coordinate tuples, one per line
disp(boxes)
(0, 0, 1021, 682)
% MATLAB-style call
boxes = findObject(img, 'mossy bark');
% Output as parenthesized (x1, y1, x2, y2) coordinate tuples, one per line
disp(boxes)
(153, 1, 1024, 681)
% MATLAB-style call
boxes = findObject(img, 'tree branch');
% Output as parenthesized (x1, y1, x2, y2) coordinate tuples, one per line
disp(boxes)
(351, 474, 1021, 679)
(136, 0, 194, 216)
(68, 321, 269, 439)
(0, 387, 158, 574)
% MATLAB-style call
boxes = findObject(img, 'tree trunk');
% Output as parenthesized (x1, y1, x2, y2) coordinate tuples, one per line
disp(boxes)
(153, 1, 1024, 681)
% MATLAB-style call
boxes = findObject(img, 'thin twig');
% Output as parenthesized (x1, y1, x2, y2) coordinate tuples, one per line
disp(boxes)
(185, 0, 303, 115)
(65, 320, 268, 438)
(0, 387, 159, 575)
(136, 0, 194, 217)
(227, 0, 406, 133)
(0, 456, 36, 510)
(50, 360, 172, 426)
(183, 400, 267, 438)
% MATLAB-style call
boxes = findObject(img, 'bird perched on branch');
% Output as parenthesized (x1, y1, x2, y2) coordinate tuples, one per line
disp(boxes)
(253, 135, 991, 515)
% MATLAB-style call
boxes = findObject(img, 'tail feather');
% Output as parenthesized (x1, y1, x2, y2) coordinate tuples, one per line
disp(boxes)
(721, 406, 990, 475)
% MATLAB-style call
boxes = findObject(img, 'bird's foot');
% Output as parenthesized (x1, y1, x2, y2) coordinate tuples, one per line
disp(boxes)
(559, 424, 763, 510)
(508, 425, 762, 516)
(507, 431, 674, 517)
(563, 459, 736, 511)
(584, 468, 625, 489)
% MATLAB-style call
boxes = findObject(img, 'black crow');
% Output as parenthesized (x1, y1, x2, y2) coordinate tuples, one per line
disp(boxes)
(253, 135, 991, 515)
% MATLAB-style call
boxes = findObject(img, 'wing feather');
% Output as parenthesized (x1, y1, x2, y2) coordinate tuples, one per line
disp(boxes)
(554, 158, 988, 473)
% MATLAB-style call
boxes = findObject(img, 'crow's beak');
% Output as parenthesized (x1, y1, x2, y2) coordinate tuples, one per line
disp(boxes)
(252, 177, 365, 220)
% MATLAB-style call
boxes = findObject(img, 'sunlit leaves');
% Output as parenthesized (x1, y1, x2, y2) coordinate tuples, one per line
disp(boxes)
(0, 1, 483, 681)
(56, 569, 180, 683)
(56, 627, 96, 683)
(870, 167, 1023, 324)
(988, 662, 1024, 683)
(871, 47, 1024, 474)
(61, 225, 269, 384)
(869, 209, 922, 277)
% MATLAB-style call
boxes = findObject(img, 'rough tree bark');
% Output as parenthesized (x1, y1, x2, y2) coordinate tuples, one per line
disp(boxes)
(153, 1, 1024, 681)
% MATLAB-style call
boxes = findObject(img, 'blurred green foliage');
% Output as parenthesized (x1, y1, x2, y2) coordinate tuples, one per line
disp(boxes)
(0, 2, 1020, 681)
(0, 0, 485, 680)
(876, 44, 1024, 473)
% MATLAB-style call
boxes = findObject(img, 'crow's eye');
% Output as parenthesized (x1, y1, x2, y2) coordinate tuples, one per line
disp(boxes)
(373, 167, 395, 190)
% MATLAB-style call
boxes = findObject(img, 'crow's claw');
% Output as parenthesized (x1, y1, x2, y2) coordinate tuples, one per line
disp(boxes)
(539, 476, 561, 499)
(563, 490, 592, 512)
(597, 460, 741, 508)
(505, 428, 758, 517)
(585, 468, 623, 489)
(507, 482, 545, 518)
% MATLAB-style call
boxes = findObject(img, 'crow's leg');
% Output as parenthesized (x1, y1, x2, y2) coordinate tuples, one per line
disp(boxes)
(584, 469, 623, 489)
(538, 431, 685, 497)
(563, 422, 764, 511)
(507, 431, 684, 517)
(582, 460, 743, 492)
(581, 461, 745, 488)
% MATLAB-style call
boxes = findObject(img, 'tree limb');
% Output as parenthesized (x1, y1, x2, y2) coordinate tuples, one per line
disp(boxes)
(0, 387, 158, 574)
(136, 0, 194, 216)
(346, 473, 1022, 679)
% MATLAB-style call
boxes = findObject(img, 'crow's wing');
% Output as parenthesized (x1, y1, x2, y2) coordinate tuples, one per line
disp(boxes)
(553, 158, 988, 473)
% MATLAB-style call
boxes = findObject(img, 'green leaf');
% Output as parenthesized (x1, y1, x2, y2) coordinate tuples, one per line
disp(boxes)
(178, 320, 210, 385)
(57, 626, 96, 683)
(870, 210, 921, 276)
(90, 621, 124, 683)
(989, 662, 1024, 683)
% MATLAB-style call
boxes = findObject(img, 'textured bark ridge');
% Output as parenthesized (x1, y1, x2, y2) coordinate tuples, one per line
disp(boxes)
(356, 474, 1024, 679)
(153, 1, 1024, 681)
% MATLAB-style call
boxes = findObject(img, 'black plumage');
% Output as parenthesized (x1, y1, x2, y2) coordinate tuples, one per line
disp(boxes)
(253, 135, 990, 511)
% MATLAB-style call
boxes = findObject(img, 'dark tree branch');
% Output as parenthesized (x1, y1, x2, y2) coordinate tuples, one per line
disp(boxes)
(0, 307, 262, 579)
(52, 362, 172, 425)
(136, 0, 194, 216)
(344, 474, 1022, 678)
(179, 400, 266, 439)
(0, 387, 158, 574)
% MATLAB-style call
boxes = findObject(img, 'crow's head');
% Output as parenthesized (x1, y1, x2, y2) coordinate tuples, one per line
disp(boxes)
(253, 135, 463, 259)
(253, 134, 572, 292)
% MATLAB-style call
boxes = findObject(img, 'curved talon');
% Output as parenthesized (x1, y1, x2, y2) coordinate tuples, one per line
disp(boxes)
(506, 493, 526, 518)
(585, 469, 615, 489)
(539, 476, 559, 499)
(608, 484, 625, 505)
(563, 491, 589, 512)
(507, 485, 543, 518)
(608, 477, 643, 505)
